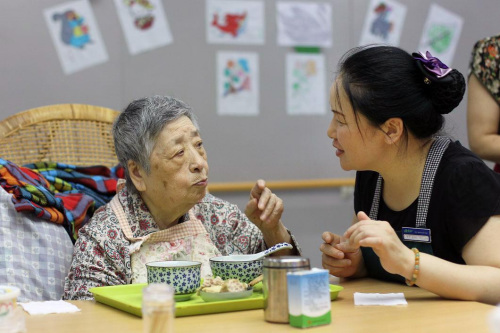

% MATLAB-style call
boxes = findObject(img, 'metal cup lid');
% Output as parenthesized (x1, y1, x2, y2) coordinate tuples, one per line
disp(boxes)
(263, 256, 310, 268)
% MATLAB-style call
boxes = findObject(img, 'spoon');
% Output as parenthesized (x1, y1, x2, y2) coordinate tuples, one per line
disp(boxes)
(248, 274, 263, 287)
(214, 242, 293, 262)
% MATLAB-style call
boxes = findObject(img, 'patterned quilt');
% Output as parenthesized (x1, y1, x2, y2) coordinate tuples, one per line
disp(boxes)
(0, 159, 124, 242)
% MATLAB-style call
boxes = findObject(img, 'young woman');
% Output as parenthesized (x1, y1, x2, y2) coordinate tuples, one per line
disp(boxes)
(320, 45, 500, 304)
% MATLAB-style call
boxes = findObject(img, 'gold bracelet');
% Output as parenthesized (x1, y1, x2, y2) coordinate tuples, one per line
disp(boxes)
(405, 248, 420, 286)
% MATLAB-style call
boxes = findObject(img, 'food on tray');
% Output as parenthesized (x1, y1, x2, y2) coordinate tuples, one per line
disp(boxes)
(198, 276, 248, 294)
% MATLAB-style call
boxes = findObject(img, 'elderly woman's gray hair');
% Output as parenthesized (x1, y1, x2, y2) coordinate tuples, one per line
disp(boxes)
(113, 95, 199, 193)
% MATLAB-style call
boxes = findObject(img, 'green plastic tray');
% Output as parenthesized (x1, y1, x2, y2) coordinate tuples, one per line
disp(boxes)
(90, 283, 343, 318)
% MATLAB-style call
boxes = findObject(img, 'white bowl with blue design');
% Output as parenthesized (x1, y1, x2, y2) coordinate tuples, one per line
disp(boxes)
(146, 261, 201, 295)
(209, 257, 263, 283)
(209, 242, 294, 283)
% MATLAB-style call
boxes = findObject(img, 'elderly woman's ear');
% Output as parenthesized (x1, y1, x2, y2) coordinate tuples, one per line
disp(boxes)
(128, 160, 147, 192)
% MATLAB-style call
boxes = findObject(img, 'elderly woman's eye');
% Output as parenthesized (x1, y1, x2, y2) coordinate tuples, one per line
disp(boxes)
(176, 150, 184, 156)
(196, 141, 203, 148)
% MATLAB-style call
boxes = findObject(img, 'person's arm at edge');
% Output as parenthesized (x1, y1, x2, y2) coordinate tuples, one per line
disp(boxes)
(467, 74, 500, 163)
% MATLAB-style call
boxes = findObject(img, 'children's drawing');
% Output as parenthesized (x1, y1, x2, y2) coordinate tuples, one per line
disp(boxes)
(286, 53, 326, 115)
(359, 0, 406, 46)
(123, 0, 155, 30)
(427, 24, 453, 54)
(277, 2, 332, 48)
(370, 3, 392, 40)
(212, 12, 247, 38)
(222, 58, 252, 97)
(207, 0, 264, 45)
(44, 0, 108, 75)
(217, 52, 259, 116)
(52, 10, 91, 48)
(113, 0, 172, 55)
(417, 4, 463, 66)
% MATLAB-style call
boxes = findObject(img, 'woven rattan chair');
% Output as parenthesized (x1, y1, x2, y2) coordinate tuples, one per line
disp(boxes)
(0, 104, 120, 167)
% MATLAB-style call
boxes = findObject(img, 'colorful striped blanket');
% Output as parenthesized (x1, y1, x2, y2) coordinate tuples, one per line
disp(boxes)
(0, 159, 124, 243)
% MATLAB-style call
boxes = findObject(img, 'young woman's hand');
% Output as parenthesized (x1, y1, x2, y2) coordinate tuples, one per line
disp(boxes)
(344, 211, 414, 277)
(321, 230, 364, 278)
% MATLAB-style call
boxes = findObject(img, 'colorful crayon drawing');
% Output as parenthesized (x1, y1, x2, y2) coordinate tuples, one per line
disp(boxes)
(359, 0, 406, 47)
(222, 58, 251, 97)
(217, 51, 259, 116)
(123, 0, 155, 30)
(52, 10, 91, 48)
(370, 2, 393, 40)
(212, 12, 247, 37)
(44, 0, 108, 75)
(417, 4, 463, 66)
(291, 60, 317, 96)
(286, 53, 326, 115)
(207, 0, 264, 45)
(427, 24, 453, 54)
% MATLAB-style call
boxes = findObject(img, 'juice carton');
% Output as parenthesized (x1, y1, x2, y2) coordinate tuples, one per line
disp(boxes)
(287, 268, 331, 328)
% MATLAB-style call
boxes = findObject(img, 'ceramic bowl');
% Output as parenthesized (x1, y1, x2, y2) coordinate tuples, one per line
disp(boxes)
(0, 285, 20, 317)
(209, 257, 263, 283)
(146, 261, 201, 295)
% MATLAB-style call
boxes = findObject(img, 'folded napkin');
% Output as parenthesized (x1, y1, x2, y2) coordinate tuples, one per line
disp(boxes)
(354, 292, 408, 306)
(19, 300, 80, 315)
(489, 305, 500, 333)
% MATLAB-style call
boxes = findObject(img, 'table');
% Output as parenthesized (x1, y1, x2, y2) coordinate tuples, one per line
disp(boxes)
(24, 278, 495, 333)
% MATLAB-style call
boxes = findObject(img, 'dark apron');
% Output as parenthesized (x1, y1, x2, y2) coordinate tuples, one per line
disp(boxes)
(361, 137, 451, 284)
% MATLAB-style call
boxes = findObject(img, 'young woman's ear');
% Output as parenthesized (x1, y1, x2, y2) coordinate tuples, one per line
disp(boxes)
(128, 160, 147, 192)
(381, 118, 404, 145)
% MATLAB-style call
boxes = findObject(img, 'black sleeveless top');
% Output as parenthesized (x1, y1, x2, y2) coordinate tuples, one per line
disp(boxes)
(354, 141, 500, 281)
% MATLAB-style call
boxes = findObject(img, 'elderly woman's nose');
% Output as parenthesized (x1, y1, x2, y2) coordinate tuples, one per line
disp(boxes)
(189, 150, 207, 172)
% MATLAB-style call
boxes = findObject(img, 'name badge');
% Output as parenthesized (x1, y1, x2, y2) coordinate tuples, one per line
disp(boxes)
(402, 227, 431, 243)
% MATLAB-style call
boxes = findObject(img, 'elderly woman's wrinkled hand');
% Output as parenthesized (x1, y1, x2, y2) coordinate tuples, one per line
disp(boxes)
(244, 179, 284, 232)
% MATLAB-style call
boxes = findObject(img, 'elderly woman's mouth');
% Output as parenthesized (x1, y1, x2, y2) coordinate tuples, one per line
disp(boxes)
(194, 179, 208, 186)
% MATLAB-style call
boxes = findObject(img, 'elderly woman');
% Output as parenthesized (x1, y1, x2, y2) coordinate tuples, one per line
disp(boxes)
(63, 96, 299, 300)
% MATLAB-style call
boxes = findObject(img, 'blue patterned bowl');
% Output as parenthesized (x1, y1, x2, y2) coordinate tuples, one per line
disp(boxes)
(209, 257, 263, 283)
(146, 261, 201, 295)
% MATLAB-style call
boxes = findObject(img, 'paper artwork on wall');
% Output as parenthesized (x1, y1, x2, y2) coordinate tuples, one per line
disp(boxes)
(207, 0, 264, 45)
(359, 0, 407, 46)
(113, 0, 173, 55)
(417, 3, 463, 66)
(43, 0, 108, 75)
(216, 51, 259, 116)
(276, 1, 332, 48)
(286, 53, 326, 115)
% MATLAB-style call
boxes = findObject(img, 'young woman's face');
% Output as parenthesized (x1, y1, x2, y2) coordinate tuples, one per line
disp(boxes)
(327, 80, 384, 171)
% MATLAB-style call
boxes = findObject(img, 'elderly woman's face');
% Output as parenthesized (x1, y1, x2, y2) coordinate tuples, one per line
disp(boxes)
(139, 116, 209, 221)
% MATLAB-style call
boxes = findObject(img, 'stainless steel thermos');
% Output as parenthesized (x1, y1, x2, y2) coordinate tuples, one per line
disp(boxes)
(263, 256, 310, 323)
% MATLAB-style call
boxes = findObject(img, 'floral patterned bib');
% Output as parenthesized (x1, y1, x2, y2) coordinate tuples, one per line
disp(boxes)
(110, 195, 221, 283)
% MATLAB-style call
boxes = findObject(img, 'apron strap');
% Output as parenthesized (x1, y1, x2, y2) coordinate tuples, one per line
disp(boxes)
(110, 195, 146, 242)
(415, 136, 450, 227)
(110, 194, 208, 243)
(369, 177, 383, 220)
(369, 136, 451, 227)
